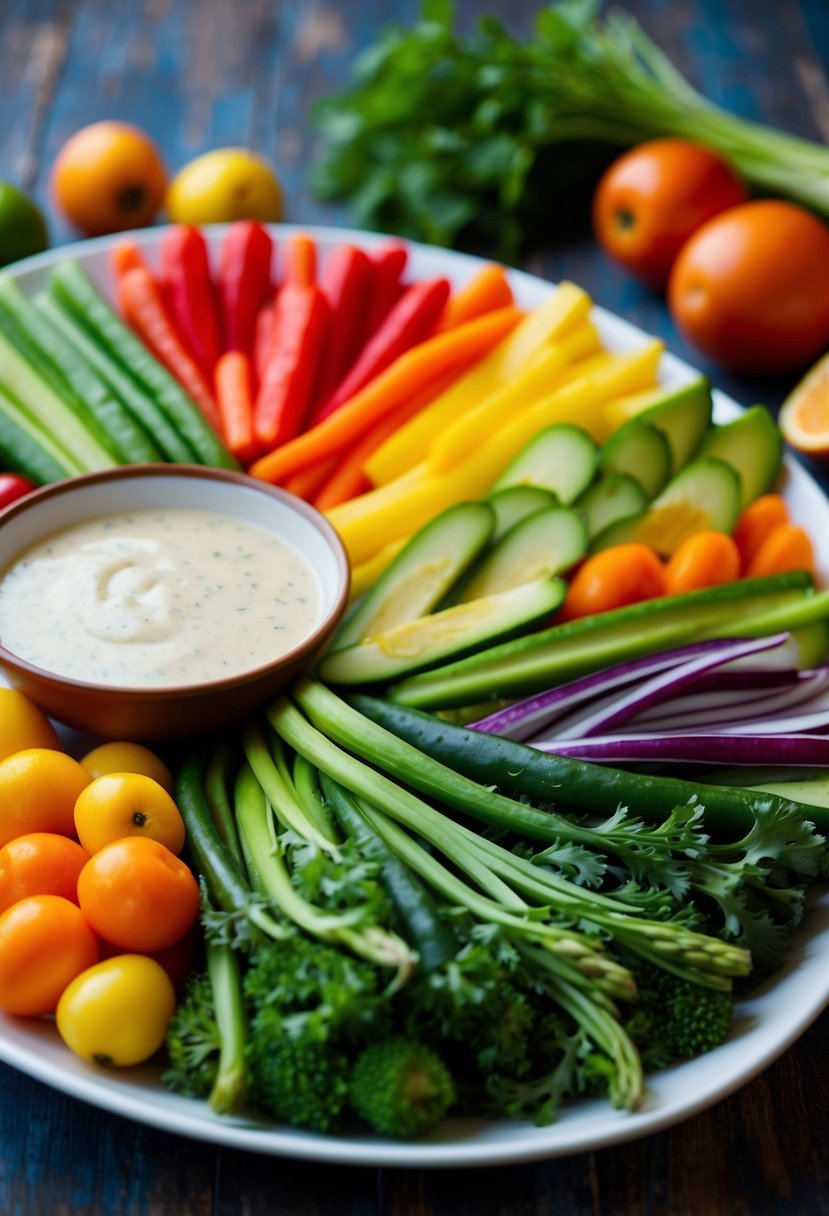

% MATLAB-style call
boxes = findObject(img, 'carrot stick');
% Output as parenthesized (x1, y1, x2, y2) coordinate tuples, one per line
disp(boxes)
(435, 263, 514, 332)
(313, 369, 463, 511)
(117, 266, 221, 430)
(110, 241, 151, 279)
(253, 300, 276, 389)
(282, 458, 338, 500)
(248, 304, 521, 486)
(215, 351, 259, 463)
(283, 234, 317, 287)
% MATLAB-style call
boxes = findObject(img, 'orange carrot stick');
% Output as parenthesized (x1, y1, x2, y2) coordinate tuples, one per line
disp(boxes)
(110, 241, 151, 280)
(282, 458, 338, 500)
(248, 304, 521, 486)
(313, 369, 462, 511)
(215, 351, 259, 464)
(435, 263, 514, 332)
(117, 267, 221, 430)
(283, 234, 317, 287)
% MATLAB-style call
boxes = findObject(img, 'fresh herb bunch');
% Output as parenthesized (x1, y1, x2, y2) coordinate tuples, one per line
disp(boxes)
(312, 0, 829, 258)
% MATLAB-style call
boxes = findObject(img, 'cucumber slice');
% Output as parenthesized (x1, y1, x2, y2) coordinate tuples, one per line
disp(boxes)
(0, 384, 74, 482)
(590, 457, 741, 556)
(319, 576, 566, 686)
(454, 506, 588, 602)
(487, 485, 558, 542)
(389, 572, 816, 709)
(332, 501, 495, 651)
(599, 419, 671, 498)
(610, 377, 713, 473)
(493, 422, 599, 503)
(696, 405, 783, 509)
(576, 473, 648, 539)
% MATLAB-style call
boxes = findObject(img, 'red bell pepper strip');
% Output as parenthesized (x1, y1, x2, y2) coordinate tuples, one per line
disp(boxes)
(315, 277, 451, 422)
(117, 266, 221, 432)
(363, 242, 408, 339)
(218, 221, 274, 358)
(215, 351, 259, 464)
(253, 284, 330, 449)
(283, 234, 317, 287)
(161, 226, 224, 380)
(309, 244, 373, 416)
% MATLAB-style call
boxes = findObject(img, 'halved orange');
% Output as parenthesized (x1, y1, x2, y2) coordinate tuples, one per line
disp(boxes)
(779, 352, 829, 456)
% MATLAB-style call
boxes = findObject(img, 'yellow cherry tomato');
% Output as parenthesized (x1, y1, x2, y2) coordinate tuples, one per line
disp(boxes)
(73, 773, 185, 856)
(0, 688, 59, 761)
(80, 741, 174, 794)
(166, 148, 283, 225)
(56, 955, 176, 1067)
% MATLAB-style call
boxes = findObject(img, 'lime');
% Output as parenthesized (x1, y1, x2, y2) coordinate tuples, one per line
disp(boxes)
(0, 182, 48, 267)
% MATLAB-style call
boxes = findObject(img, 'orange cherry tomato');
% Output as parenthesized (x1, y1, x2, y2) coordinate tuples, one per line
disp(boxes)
(0, 833, 90, 912)
(668, 201, 829, 373)
(560, 543, 666, 621)
(0, 688, 60, 761)
(80, 741, 174, 794)
(663, 531, 741, 597)
(732, 494, 791, 573)
(0, 748, 90, 847)
(77, 837, 200, 953)
(0, 894, 99, 1016)
(592, 139, 746, 290)
(73, 772, 185, 856)
(51, 121, 167, 236)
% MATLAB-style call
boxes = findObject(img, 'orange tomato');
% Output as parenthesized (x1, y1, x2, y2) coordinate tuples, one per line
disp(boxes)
(743, 524, 816, 581)
(560, 543, 666, 621)
(668, 201, 829, 373)
(80, 741, 174, 794)
(74, 773, 185, 856)
(0, 688, 59, 761)
(732, 495, 791, 573)
(663, 531, 741, 597)
(0, 833, 90, 912)
(77, 837, 200, 953)
(592, 139, 746, 290)
(0, 894, 98, 1016)
(0, 748, 90, 847)
(51, 121, 167, 236)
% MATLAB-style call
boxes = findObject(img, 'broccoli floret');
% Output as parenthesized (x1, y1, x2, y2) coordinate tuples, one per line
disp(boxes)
(626, 962, 733, 1067)
(247, 1006, 351, 1132)
(350, 1038, 455, 1138)
(163, 972, 220, 1100)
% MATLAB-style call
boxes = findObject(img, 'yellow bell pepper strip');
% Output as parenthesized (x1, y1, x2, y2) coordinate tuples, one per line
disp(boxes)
(349, 537, 410, 600)
(247, 305, 521, 486)
(426, 321, 602, 475)
(327, 340, 663, 567)
(364, 281, 592, 486)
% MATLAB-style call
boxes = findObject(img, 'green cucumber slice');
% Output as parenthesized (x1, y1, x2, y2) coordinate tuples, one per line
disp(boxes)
(629, 376, 713, 472)
(389, 572, 816, 709)
(696, 405, 783, 509)
(320, 576, 566, 686)
(486, 485, 558, 542)
(492, 422, 599, 503)
(576, 473, 649, 539)
(599, 418, 671, 498)
(0, 384, 75, 482)
(332, 501, 495, 651)
(590, 457, 741, 556)
(453, 506, 588, 602)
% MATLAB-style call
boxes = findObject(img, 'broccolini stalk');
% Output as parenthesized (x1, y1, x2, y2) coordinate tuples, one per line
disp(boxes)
(204, 941, 248, 1114)
(242, 720, 339, 852)
(233, 761, 416, 978)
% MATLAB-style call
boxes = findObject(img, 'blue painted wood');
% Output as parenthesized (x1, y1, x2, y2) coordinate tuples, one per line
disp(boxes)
(0, 2, 829, 1211)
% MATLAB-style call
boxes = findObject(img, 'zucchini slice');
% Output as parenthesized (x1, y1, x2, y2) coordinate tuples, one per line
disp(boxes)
(492, 422, 599, 503)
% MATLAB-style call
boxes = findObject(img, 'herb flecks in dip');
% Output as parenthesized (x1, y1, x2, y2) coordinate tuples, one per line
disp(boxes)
(0, 508, 321, 687)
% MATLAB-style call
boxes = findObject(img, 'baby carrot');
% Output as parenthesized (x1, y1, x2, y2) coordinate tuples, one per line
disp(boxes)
(110, 241, 150, 280)
(743, 524, 816, 581)
(559, 544, 666, 621)
(248, 304, 521, 486)
(214, 351, 258, 464)
(283, 234, 317, 287)
(282, 459, 338, 501)
(435, 263, 514, 332)
(663, 531, 741, 597)
(732, 494, 790, 574)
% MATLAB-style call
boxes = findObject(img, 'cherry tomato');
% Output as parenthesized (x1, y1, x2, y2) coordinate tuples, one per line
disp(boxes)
(56, 955, 176, 1066)
(0, 473, 36, 511)
(668, 200, 829, 373)
(0, 833, 90, 912)
(80, 741, 174, 794)
(0, 894, 98, 1016)
(73, 772, 185, 855)
(0, 747, 90, 847)
(77, 836, 200, 952)
(0, 688, 59, 761)
(592, 139, 746, 289)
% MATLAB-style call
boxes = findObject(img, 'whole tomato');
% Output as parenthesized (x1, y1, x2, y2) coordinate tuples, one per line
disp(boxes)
(56, 955, 176, 1067)
(0, 473, 36, 511)
(592, 139, 747, 289)
(51, 121, 167, 236)
(0, 894, 98, 1016)
(668, 200, 829, 373)
(73, 772, 185, 856)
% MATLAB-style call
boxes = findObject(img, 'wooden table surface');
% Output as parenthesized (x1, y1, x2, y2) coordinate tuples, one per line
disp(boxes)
(2, 2, 829, 1213)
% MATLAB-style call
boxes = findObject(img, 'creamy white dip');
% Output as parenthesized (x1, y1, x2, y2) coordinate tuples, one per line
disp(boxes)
(0, 508, 321, 687)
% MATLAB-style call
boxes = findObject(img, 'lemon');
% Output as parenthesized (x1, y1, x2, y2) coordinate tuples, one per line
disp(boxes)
(165, 149, 283, 225)
(0, 182, 48, 267)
